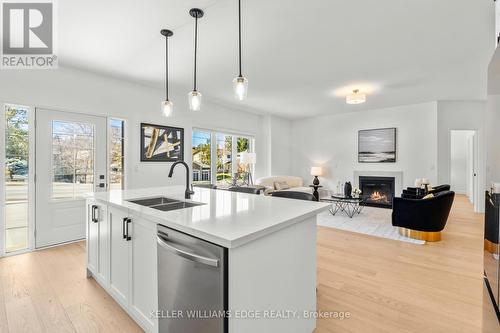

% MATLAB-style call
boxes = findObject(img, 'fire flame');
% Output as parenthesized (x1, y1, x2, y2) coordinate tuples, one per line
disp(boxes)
(370, 191, 388, 202)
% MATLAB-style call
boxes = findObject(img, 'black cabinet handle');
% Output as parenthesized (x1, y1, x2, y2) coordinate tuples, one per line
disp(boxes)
(122, 217, 127, 239)
(91, 205, 98, 223)
(126, 218, 132, 241)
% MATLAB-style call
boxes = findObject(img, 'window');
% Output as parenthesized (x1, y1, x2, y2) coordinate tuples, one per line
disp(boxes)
(51, 121, 95, 199)
(192, 130, 211, 185)
(216, 133, 232, 186)
(110, 119, 125, 190)
(192, 129, 254, 187)
(4, 104, 30, 252)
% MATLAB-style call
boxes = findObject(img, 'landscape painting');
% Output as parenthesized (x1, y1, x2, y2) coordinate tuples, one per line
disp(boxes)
(141, 123, 184, 162)
(358, 128, 396, 163)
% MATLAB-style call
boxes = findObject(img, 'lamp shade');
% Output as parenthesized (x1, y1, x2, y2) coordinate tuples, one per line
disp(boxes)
(240, 152, 256, 164)
(310, 167, 323, 176)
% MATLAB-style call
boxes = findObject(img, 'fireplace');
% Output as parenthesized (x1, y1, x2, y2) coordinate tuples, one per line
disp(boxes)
(359, 176, 395, 208)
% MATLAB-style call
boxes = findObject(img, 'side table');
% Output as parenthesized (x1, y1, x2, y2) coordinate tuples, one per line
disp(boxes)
(309, 185, 323, 201)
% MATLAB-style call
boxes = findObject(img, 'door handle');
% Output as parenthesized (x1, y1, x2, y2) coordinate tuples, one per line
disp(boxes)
(91, 205, 99, 223)
(125, 218, 132, 241)
(157, 235, 219, 267)
(122, 217, 127, 239)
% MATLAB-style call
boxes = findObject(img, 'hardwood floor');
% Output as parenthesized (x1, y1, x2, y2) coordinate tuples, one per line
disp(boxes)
(315, 195, 499, 333)
(0, 242, 142, 333)
(0, 195, 497, 332)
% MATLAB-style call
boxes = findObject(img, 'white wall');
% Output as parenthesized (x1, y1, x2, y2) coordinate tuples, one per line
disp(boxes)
(486, 47, 500, 188)
(486, 94, 500, 186)
(0, 66, 267, 189)
(437, 101, 486, 212)
(269, 116, 292, 175)
(290, 102, 438, 195)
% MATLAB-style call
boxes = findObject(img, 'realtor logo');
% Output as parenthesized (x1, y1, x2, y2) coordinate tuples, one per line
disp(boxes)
(1, 0, 57, 69)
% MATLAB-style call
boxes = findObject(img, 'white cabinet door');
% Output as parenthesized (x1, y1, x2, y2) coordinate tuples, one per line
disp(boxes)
(130, 215, 158, 332)
(96, 204, 109, 284)
(87, 202, 99, 275)
(109, 206, 131, 306)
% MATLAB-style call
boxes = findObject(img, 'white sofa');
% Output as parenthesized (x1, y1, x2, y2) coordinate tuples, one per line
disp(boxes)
(255, 176, 314, 196)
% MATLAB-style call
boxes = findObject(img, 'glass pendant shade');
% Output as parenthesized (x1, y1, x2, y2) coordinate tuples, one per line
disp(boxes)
(346, 89, 366, 104)
(161, 100, 173, 117)
(188, 90, 202, 111)
(233, 76, 248, 100)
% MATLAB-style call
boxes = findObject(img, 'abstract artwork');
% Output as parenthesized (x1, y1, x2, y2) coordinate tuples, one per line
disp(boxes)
(140, 123, 184, 162)
(358, 128, 396, 163)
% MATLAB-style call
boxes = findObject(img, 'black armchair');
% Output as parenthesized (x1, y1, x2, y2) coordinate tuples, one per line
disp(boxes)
(401, 184, 450, 199)
(392, 191, 455, 241)
(429, 184, 451, 194)
(271, 191, 315, 201)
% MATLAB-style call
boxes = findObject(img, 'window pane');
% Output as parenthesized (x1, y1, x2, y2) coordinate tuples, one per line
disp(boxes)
(216, 134, 232, 186)
(192, 130, 211, 185)
(51, 121, 94, 199)
(4, 104, 29, 252)
(236, 137, 250, 181)
(110, 119, 124, 190)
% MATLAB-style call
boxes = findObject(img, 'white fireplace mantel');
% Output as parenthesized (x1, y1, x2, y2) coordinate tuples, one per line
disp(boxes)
(353, 171, 404, 196)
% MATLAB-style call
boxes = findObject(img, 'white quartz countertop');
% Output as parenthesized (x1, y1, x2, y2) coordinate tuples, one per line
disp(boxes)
(88, 186, 330, 248)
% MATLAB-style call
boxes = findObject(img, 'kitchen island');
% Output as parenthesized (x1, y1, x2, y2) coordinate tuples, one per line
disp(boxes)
(86, 186, 329, 333)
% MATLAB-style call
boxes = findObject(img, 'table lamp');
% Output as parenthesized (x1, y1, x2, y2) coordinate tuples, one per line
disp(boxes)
(310, 167, 323, 186)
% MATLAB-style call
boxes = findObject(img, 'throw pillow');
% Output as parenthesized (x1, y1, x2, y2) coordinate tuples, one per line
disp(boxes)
(423, 193, 434, 200)
(274, 181, 290, 190)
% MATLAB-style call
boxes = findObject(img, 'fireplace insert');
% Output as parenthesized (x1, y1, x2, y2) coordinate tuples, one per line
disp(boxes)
(359, 176, 395, 208)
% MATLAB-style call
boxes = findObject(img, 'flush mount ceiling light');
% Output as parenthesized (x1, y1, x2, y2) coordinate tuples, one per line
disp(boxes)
(160, 29, 173, 117)
(188, 8, 204, 111)
(233, 0, 248, 101)
(346, 89, 366, 104)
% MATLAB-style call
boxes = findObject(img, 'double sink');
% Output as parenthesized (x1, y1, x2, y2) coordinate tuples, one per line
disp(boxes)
(127, 196, 205, 212)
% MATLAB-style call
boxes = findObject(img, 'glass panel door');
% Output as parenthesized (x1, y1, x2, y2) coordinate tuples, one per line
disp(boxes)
(110, 119, 125, 190)
(192, 130, 212, 185)
(216, 134, 232, 186)
(4, 104, 30, 252)
(35, 109, 107, 248)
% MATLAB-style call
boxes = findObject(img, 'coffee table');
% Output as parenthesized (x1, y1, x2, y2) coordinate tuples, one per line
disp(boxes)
(320, 194, 365, 218)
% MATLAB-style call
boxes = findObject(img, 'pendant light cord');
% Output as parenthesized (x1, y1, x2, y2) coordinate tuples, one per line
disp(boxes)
(165, 35, 169, 100)
(238, 0, 242, 77)
(194, 14, 198, 91)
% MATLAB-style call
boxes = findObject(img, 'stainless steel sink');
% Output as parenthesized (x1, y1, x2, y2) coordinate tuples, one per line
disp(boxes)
(127, 196, 205, 212)
(152, 201, 205, 211)
(128, 196, 179, 206)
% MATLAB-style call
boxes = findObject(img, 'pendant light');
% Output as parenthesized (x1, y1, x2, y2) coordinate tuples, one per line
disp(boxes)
(346, 89, 366, 104)
(188, 8, 204, 111)
(233, 0, 248, 100)
(160, 29, 174, 117)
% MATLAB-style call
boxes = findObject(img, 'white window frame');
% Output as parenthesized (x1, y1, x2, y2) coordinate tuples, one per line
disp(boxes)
(108, 117, 127, 190)
(0, 102, 35, 256)
(193, 127, 255, 185)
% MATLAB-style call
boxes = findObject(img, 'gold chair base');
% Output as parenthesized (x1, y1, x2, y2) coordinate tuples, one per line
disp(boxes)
(484, 239, 499, 254)
(398, 227, 442, 242)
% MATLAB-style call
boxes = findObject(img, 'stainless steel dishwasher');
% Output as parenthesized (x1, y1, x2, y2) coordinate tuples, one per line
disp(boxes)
(157, 225, 227, 333)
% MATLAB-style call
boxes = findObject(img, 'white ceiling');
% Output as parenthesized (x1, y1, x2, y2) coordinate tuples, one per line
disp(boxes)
(59, 0, 495, 119)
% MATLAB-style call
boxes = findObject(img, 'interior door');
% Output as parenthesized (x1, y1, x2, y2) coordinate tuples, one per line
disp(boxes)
(35, 109, 107, 248)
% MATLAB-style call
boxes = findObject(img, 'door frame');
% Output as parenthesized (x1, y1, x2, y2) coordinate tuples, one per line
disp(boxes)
(0, 103, 128, 256)
(448, 129, 479, 210)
